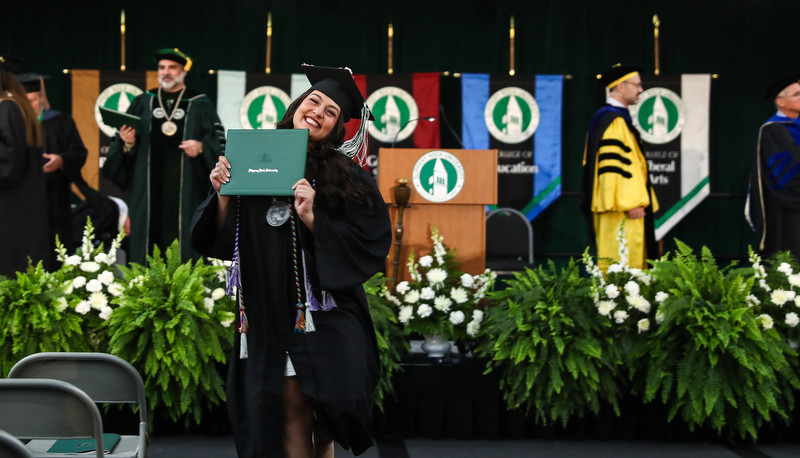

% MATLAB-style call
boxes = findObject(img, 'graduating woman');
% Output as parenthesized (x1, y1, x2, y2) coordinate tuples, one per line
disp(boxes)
(191, 64, 391, 457)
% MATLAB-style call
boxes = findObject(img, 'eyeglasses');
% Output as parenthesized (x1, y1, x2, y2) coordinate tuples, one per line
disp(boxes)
(622, 81, 643, 89)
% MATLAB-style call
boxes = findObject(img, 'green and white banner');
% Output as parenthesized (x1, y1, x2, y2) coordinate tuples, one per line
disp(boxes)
(216, 70, 310, 131)
(630, 74, 711, 240)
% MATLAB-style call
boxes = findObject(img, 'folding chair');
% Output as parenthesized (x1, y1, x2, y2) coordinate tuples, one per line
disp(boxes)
(0, 428, 34, 458)
(485, 207, 535, 276)
(8, 352, 147, 458)
(0, 379, 105, 458)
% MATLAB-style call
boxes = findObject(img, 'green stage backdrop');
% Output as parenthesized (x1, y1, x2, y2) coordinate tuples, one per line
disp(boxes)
(2, 0, 792, 265)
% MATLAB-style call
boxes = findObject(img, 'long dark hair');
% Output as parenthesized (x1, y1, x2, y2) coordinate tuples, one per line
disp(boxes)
(276, 88, 370, 212)
(0, 70, 42, 147)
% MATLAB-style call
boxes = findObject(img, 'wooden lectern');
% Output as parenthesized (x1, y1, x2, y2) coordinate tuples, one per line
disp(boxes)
(378, 148, 497, 284)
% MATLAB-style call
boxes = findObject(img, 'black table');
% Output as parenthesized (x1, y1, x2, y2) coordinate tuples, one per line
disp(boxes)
(379, 353, 510, 439)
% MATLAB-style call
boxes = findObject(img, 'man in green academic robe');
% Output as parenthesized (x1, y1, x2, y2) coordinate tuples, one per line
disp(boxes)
(102, 48, 223, 264)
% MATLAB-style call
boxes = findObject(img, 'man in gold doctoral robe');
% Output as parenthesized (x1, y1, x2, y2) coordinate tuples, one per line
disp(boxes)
(580, 65, 658, 270)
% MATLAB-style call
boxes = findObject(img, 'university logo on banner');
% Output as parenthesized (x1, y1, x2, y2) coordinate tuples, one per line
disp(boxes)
(632, 87, 686, 144)
(484, 87, 540, 144)
(462, 74, 563, 220)
(361, 73, 440, 177)
(216, 70, 310, 131)
(239, 86, 292, 129)
(366, 86, 419, 144)
(629, 74, 711, 240)
(94, 83, 143, 137)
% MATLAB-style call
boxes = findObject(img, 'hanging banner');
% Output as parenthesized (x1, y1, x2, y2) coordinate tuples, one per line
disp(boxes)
(216, 71, 440, 175)
(630, 74, 711, 240)
(360, 73, 440, 177)
(461, 74, 563, 220)
(215, 70, 310, 131)
(71, 70, 155, 194)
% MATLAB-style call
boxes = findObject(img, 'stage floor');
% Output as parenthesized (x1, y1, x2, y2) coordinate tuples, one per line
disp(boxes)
(149, 435, 800, 457)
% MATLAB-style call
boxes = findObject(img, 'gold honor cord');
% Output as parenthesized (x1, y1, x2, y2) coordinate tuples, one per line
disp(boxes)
(653, 14, 660, 76)
(120, 10, 126, 71)
(388, 22, 394, 75)
(266, 12, 272, 74)
(509, 16, 515, 76)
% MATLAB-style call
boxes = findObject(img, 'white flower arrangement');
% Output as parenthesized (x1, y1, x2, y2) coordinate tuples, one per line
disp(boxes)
(747, 247, 800, 341)
(52, 220, 233, 329)
(750, 248, 772, 293)
(385, 226, 495, 341)
(583, 222, 662, 334)
(53, 220, 126, 322)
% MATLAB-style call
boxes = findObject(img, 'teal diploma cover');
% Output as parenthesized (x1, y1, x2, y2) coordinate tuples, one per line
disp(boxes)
(220, 129, 309, 196)
(98, 106, 142, 131)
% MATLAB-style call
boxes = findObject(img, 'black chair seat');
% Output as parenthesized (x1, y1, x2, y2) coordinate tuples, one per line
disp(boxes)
(485, 208, 534, 275)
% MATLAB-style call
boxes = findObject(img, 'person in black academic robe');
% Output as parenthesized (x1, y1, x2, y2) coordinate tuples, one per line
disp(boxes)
(191, 64, 391, 457)
(20, 73, 88, 263)
(749, 75, 800, 261)
(0, 61, 49, 278)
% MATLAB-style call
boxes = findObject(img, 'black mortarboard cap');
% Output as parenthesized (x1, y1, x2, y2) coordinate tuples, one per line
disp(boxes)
(764, 74, 800, 100)
(0, 54, 23, 74)
(300, 64, 373, 122)
(17, 72, 49, 93)
(152, 48, 193, 71)
(599, 64, 643, 88)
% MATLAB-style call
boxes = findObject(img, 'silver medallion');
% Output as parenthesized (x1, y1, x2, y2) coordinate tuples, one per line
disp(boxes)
(266, 200, 291, 227)
(152, 107, 165, 119)
(173, 108, 186, 120)
(161, 120, 178, 136)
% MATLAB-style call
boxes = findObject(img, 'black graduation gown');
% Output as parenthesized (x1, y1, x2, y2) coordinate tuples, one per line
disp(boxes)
(0, 99, 49, 277)
(41, 109, 88, 258)
(191, 160, 391, 457)
(751, 118, 800, 260)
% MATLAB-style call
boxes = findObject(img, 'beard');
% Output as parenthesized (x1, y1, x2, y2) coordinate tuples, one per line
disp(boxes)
(159, 71, 185, 91)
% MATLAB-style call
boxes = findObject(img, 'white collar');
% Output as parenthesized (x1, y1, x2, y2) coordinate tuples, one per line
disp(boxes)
(606, 97, 627, 109)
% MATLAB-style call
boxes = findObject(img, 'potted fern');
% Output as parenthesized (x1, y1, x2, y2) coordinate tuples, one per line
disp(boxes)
(363, 272, 408, 412)
(635, 241, 800, 440)
(475, 259, 624, 427)
(0, 262, 92, 376)
(105, 241, 235, 429)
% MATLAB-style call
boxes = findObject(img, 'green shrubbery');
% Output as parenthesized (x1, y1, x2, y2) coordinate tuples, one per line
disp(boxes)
(6, 219, 800, 440)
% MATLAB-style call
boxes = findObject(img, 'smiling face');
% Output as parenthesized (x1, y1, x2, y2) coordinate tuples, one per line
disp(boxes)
(292, 90, 341, 144)
(157, 59, 186, 92)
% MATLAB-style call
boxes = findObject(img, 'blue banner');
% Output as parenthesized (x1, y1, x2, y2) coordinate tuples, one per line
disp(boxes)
(461, 74, 563, 220)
